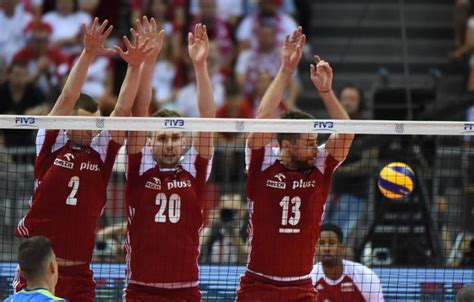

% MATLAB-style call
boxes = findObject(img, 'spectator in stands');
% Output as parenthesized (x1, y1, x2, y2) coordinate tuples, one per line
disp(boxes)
(188, 0, 233, 71)
(457, 284, 474, 302)
(236, 0, 297, 51)
(189, 0, 244, 27)
(151, 33, 178, 106)
(235, 17, 301, 108)
(0, 0, 33, 64)
(311, 223, 385, 302)
(200, 194, 248, 264)
(131, 0, 186, 32)
(454, 0, 472, 50)
(143, 0, 183, 62)
(42, 0, 92, 55)
(0, 60, 48, 163)
(323, 85, 377, 253)
(5, 236, 66, 302)
(13, 20, 69, 100)
(451, 3, 474, 91)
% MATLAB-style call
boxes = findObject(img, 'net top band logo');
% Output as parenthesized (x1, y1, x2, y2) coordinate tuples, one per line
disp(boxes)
(164, 119, 185, 129)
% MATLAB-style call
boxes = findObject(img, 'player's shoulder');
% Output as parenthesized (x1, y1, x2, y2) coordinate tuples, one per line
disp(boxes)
(343, 259, 380, 282)
(310, 262, 325, 283)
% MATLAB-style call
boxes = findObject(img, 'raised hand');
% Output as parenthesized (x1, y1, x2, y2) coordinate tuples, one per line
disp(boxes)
(82, 17, 115, 57)
(188, 23, 209, 67)
(310, 55, 333, 93)
(114, 34, 154, 67)
(132, 16, 165, 59)
(280, 26, 306, 74)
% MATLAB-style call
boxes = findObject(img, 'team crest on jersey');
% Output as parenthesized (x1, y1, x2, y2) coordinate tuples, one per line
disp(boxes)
(266, 173, 287, 189)
(341, 282, 354, 292)
(54, 154, 74, 169)
(145, 177, 162, 190)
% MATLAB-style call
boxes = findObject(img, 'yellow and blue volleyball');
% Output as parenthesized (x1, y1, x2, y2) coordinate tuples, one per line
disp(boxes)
(378, 162, 415, 199)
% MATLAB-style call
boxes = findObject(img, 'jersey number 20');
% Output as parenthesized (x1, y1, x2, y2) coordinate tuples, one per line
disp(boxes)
(155, 193, 181, 223)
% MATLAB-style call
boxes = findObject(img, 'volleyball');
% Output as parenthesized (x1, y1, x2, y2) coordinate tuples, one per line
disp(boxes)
(378, 162, 415, 199)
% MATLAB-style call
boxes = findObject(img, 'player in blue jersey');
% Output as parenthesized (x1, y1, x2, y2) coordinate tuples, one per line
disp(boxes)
(5, 236, 66, 301)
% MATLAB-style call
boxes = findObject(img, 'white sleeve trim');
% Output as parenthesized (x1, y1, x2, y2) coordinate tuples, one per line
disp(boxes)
(91, 130, 114, 163)
(245, 142, 279, 172)
(343, 260, 385, 302)
(315, 144, 329, 173)
(35, 129, 68, 156)
(181, 146, 213, 181)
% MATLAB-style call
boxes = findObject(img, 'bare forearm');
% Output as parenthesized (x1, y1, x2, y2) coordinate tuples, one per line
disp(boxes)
(256, 68, 293, 119)
(195, 63, 215, 118)
(62, 51, 95, 100)
(320, 90, 350, 120)
(112, 64, 141, 117)
(132, 57, 156, 116)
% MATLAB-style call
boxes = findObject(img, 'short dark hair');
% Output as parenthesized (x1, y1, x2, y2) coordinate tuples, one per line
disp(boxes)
(153, 109, 181, 118)
(320, 223, 344, 243)
(18, 236, 54, 280)
(73, 93, 98, 114)
(457, 285, 474, 302)
(276, 110, 315, 145)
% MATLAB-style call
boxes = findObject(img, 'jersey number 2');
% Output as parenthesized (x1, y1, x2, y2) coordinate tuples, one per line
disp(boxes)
(66, 176, 80, 206)
(155, 193, 181, 223)
(279, 196, 301, 226)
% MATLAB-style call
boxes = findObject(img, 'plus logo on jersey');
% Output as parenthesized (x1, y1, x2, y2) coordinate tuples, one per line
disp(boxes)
(145, 177, 162, 190)
(266, 173, 287, 189)
(79, 161, 100, 172)
(167, 180, 191, 190)
(292, 179, 316, 189)
(54, 153, 74, 170)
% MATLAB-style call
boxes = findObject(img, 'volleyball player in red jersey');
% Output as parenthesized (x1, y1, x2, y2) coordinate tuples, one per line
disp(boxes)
(124, 20, 215, 301)
(311, 223, 384, 302)
(14, 18, 154, 302)
(236, 27, 354, 301)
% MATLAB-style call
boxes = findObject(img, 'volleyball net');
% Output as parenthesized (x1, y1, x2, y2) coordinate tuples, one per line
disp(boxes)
(0, 115, 473, 301)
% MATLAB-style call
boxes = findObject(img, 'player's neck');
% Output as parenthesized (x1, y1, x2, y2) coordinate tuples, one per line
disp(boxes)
(322, 262, 344, 280)
(26, 279, 54, 294)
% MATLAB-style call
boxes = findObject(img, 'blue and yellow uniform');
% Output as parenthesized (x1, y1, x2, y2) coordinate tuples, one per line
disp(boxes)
(4, 288, 67, 301)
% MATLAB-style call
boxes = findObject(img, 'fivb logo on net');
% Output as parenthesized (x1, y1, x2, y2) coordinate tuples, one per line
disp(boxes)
(14, 116, 37, 128)
(464, 123, 474, 133)
(313, 121, 335, 132)
(164, 119, 185, 129)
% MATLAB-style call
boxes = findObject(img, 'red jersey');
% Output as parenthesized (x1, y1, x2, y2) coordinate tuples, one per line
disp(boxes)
(125, 146, 211, 287)
(246, 144, 340, 280)
(311, 260, 385, 302)
(16, 129, 121, 262)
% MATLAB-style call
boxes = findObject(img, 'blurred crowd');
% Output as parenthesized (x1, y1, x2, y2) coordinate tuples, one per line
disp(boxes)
(0, 0, 311, 138)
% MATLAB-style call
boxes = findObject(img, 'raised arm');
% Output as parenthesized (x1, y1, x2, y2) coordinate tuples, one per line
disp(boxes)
(109, 28, 154, 145)
(49, 18, 114, 116)
(188, 23, 215, 159)
(126, 17, 165, 155)
(247, 27, 306, 149)
(310, 55, 354, 161)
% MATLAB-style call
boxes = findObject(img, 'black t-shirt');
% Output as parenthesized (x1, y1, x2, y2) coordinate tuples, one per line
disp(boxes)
(0, 82, 45, 146)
